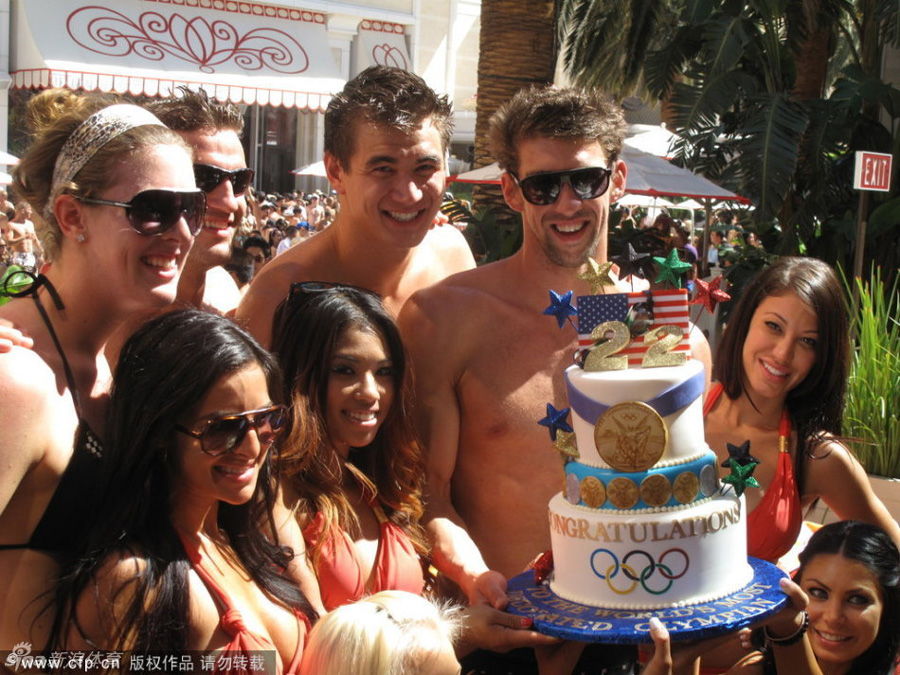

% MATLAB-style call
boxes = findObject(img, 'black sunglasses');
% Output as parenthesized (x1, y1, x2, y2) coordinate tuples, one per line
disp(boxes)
(77, 189, 207, 236)
(193, 163, 255, 194)
(511, 166, 613, 206)
(175, 404, 287, 456)
(288, 281, 381, 300)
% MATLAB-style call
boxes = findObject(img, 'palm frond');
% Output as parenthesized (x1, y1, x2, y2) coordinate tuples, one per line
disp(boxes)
(735, 92, 808, 219)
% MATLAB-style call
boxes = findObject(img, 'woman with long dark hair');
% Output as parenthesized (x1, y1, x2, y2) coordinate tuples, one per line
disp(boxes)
(743, 521, 900, 675)
(53, 310, 315, 669)
(270, 283, 428, 611)
(705, 257, 900, 564)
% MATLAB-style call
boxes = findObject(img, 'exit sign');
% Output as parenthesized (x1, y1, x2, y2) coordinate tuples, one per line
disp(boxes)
(854, 151, 893, 192)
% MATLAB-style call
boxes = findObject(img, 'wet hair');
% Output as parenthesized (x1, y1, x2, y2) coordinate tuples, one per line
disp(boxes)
(12, 89, 189, 261)
(488, 85, 627, 176)
(794, 521, 900, 675)
(148, 86, 244, 135)
(270, 285, 428, 564)
(324, 66, 453, 170)
(299, 591, 462, 675)
(49, 310, 314, 651)
(714, 256, 849, 486)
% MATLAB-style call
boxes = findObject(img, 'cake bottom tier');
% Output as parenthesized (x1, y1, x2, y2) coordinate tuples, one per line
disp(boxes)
(548, 492, 754, 610)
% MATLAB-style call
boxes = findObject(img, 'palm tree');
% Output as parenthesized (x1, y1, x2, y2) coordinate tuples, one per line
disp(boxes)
(471, 0, 559, 235)
(558, 0, 900, 275)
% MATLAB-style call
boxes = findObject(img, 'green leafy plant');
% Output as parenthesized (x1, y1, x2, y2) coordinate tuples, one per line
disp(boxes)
(441, 199, 522, 264)
(843, 267, 900, 478)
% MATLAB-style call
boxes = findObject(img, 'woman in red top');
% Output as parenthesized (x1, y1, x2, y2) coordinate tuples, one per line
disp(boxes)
(698, 256, 900, 674)
(52, 310, 316, 672)
(705, 256, 899, 564)
(270, 283, 429, 612)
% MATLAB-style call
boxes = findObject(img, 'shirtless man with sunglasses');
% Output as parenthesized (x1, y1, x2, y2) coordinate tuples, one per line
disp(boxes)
(397, 85, 712, 673)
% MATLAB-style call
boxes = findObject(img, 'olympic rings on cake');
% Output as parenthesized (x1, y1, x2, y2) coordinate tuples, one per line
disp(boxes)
(590, 547, 690, 595)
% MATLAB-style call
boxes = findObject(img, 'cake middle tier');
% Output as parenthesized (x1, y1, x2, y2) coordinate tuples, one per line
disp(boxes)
(563, 450, 720, 512)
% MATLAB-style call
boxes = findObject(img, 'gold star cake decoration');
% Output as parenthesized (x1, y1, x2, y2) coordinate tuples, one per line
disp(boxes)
(579, 258, 616, 295)
(553, 431, 579, 464)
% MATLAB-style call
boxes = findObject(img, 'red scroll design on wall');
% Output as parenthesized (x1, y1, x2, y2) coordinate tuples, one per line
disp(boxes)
(66, 6, 310, 74)
(371, 44, 408, 70)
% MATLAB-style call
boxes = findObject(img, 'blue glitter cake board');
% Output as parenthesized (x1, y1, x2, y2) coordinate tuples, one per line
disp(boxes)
(506, 557, 788, 644)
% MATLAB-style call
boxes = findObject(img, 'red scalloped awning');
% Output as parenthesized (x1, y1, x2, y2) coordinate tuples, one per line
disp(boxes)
(10, 0, 345, 110)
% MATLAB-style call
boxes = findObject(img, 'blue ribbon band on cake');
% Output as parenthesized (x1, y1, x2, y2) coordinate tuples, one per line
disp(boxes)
(566, 366, 705, 423)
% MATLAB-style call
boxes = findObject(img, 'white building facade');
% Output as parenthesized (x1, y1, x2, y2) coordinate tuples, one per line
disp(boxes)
(0, 0, 480, 193)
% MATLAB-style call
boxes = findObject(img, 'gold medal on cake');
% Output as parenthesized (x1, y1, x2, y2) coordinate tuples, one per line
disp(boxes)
(594, 401, 668, 472)
(579, 476, 607, 508)
(673, 471, 700, 504)
(607, 477, 639, 509)
(640, 473, 672, 507)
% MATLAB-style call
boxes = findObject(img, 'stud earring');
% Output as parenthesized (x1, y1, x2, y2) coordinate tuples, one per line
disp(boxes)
(76, 233, 85, 243)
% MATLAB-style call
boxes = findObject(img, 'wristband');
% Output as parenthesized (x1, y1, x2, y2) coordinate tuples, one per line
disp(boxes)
(764, 610, 809, 646)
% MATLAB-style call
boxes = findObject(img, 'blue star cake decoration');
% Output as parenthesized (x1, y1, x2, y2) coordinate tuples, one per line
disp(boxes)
(543, 290, 578, 328)
(538, 403, 573, 441)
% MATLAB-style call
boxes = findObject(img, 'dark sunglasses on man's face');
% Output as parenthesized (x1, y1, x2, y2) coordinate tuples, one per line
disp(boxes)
(511, 166, 613, 206)
(175, 404, 287, 456)
(193, 163, 255, 194)
(77, 189, 207, 236)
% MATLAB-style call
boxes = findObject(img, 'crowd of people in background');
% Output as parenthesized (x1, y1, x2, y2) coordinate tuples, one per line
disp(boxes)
(611, 203, 766, 287)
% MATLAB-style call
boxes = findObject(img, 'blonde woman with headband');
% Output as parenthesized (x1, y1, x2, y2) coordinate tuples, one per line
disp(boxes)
(0, 89, 203, 647)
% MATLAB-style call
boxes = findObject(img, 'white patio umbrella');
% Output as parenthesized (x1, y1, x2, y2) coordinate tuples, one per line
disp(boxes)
(616, 193, 675, 208)
(624, 124, 679, 159)
(0, 151, 18, 166)
(671, 199, 706, 211)
(290, 160, 327, 177)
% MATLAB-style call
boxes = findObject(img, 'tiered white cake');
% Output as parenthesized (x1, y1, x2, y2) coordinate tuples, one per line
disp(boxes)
(547, 300, 753, 610)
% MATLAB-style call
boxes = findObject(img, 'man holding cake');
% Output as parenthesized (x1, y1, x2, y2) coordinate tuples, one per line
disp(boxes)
(398, 86, 713, 672)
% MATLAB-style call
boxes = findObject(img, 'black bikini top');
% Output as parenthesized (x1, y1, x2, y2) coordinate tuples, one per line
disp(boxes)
(0, 273, 103, 553)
